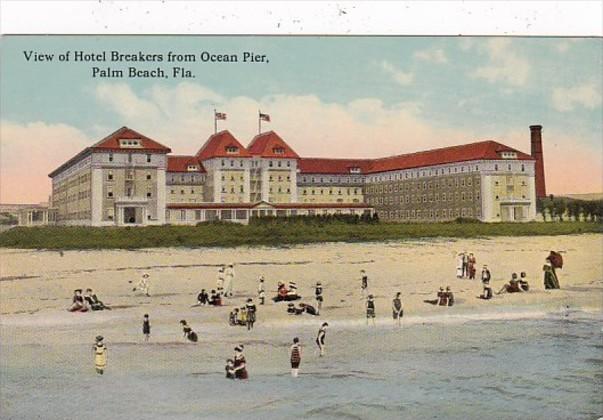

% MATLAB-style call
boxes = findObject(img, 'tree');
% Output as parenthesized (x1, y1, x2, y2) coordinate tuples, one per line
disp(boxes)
(553, 198, 567, 222)
(544, 199, 555, 222)
(536, 198, 545, 221)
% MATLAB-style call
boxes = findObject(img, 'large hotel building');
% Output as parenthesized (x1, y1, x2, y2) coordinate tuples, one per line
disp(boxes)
(46, 124, 546, 226)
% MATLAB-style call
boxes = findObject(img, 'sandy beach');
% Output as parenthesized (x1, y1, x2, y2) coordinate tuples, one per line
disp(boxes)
(1, 234, 602, 419)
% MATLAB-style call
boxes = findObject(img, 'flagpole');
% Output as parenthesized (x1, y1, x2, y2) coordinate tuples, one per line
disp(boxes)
(213, 108, 217, 134)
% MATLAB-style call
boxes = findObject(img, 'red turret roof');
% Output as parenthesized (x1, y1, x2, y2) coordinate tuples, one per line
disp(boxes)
(195, 130, 251, 160)
(247, 131, 300, 159)
(167, 155, 206, 173)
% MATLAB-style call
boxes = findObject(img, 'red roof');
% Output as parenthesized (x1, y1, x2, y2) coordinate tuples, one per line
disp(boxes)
(90, 126, 171, 153)
(195, 130, 251, 160)
(247, 131, 300, 159)
(367, 140, 534, 173)
(167, 155, 206, 173)
(298, 158, 371, 174)
(299, 141, 533, 174)
(49, 126, 171, 177)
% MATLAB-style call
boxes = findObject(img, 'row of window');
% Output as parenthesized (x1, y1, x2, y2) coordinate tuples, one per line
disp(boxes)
(366, 177, 478, 194)
(366, 163, 526, 183)
(106, 187, 154, 199)
(301, 188, 360, 196)
(369, 191, 480, 205)
(108, 153, 153, 163)
(170, 189, 202, 195)
(378, 207, 480, 220)
(107, 170, 153, 181)
(57, 210, 91, 221)
(301, 176, 364, 184)
(220, 159, 293, 168)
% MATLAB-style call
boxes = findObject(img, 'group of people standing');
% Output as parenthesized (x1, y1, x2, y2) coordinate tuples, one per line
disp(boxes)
(457, 252, 477, 279)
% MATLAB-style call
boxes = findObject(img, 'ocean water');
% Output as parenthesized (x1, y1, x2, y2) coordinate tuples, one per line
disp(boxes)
(1, 313, 601, 420)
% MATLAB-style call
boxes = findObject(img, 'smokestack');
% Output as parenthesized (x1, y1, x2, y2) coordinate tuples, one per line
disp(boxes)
(530, 125, 546, 198)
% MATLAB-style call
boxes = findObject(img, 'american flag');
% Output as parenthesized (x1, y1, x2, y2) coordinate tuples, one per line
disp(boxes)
(215, 111, 227, 120)
(259, 112, 271, 122)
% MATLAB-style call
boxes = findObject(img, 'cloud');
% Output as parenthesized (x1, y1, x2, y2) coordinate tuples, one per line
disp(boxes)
(471, 39, 530, 86)
(551, 82, 602, 112)
(379, 60, 414, 86)
(414, 48, 448, 64)
(0, 121, 92, 203)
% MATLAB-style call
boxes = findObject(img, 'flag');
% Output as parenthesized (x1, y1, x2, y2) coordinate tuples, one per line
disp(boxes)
(215, 111, 227, 120)
(259, 112, 271, 122)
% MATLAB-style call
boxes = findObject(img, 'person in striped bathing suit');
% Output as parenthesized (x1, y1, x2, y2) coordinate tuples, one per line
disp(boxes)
(290, 337, 302, 377)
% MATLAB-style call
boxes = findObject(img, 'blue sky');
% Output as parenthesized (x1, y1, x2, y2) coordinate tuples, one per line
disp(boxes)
(1, 36, 602, 201)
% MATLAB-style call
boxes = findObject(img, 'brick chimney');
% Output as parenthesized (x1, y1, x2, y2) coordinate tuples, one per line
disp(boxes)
(530, 125, 546, 198)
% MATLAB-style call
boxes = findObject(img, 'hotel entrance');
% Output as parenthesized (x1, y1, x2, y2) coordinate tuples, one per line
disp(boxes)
(123, 207, 137, 224)
(115, 199, 149, 226)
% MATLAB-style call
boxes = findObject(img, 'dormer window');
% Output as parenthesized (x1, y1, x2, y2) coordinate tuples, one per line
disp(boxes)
(500, 151, 517, 159)
(119, 138, 142, 148)
(349, 167, 361, 174)
(226, 146, 238, 154)
(187, 165, 199, 172)
(273, 147, 285, 155)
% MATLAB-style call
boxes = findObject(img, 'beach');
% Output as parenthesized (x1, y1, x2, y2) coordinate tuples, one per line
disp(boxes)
(1, 234, 602, 419)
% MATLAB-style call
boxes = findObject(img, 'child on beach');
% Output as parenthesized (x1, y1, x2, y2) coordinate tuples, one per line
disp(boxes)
(92, 335, 107, 375)
(479, 278, 493, 300)
(229, 308, 239, 326)
(180, 320, 198, 342)
(208, 290, 222, 306)
(316, 322, 328, 357)
(142, 314, 151, 341)
(225, 359, 235, 379)
(446, 286, 455, 306)
(366, 294, 376, 325)
(481, 265, 491, 285)
(290, 337, 302, 377)
(245, 298, 257, 330)
(519, 272, 529, 292)
(392, 292, 403, 326)
(360, 270, 368, 297)
(287, 303, 303, 315)
(258, 276, 265, 305)
(315, 282, 323, 311)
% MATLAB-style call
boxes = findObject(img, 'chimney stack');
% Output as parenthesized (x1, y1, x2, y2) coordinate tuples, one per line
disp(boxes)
(530, 125, 546, 198)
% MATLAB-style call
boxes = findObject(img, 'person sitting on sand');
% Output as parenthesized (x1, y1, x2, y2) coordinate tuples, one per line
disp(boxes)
(229, 308, 239, 326)
(299, 302, 319, 316)
(498, 273, 521, 294)
(195, 289, 209, 306)
(424, 287, 446, 306)
(225, 359, 235, 379)
(84, 288, 109, 311)
(287, 303, 303, 315)
(519, 272, 529, 292)
(68, 289, 89, 312)
(233, 346, 248, 380)
(273, 282, 301, 302)
(238, 306, 248, 326)
(479, 278, 493, 300)
(180, 320, 198, 342)
(446, 286, 455, 306)
(208, 290, 222, 306)
(366, 294, 376, 325)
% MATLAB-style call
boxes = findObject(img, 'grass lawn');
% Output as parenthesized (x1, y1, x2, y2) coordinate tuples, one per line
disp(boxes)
(0, 221, 601, 250)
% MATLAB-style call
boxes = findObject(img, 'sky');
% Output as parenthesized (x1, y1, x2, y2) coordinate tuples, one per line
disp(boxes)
(1, 35, 601, 203)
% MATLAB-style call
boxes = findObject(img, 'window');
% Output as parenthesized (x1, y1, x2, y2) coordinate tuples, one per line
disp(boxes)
(146, 154, 151, 163)
(494, 164, 498, 171)
(226, 146, 238, 154)
(146, 173, 151, 180)
(146, 192, 152, 198)
(107, 188, 113, 198)
(108, 153, 113, 162)
(107, 171, 113, 181)
(128, 153, 132, 163)
(521, 164, 525, 172)
(180, 210, 186, 220)
(181, 190, 185, 195)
